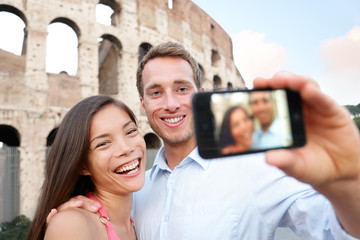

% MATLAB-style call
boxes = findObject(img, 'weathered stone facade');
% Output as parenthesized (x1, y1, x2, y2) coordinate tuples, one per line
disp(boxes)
(0, 0, 244, 220)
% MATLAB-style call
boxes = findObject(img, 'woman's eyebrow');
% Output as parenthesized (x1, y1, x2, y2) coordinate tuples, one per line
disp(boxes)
(90, 133, 109, 144)
(123, 120, 134, 129)
(90, 120, 134, 144)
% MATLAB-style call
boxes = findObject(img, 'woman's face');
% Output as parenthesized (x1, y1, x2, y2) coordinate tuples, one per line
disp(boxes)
(84, 104, 146, 196)
(229, 108, 253, 149)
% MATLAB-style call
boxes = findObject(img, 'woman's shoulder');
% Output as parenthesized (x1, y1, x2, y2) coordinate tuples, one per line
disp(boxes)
(45, 208, 101, 240)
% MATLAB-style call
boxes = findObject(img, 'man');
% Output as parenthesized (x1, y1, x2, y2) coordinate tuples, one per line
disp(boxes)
(249, 91, 285, 149)
(53, 42, 360, 239)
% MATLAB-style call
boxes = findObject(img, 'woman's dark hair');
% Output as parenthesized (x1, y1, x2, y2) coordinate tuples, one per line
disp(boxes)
(26, 95, 137, 240)
(219, 106, 250, 148)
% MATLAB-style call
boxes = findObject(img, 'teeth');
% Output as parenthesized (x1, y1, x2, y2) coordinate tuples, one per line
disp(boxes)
(116, 160, 139, 174)
(163, 116, 184, 124)
(127, 167, 139, 175)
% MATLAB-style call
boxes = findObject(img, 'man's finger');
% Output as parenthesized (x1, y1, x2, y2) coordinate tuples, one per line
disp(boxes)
(57, 195, 101, 212)
(264, 149, 309, 182)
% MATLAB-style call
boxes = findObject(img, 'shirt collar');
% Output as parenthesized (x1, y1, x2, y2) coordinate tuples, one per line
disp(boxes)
(267, 118, 279, 135)
(149, 146, 209, 180)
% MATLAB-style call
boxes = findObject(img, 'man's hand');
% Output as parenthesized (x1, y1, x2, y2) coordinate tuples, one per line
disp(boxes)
(254, 71, 360, 237)
(46, 195, 100, 225)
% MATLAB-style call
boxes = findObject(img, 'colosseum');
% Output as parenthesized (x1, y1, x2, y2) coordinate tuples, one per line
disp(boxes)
(0, 0, 244, 222)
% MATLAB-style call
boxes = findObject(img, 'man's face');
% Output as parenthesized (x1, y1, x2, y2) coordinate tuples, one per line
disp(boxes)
(140, 56, 199, 146)
(250, 92, 274, 126)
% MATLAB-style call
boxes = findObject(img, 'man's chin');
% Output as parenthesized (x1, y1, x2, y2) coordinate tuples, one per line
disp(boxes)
(162, 133, 195, 146)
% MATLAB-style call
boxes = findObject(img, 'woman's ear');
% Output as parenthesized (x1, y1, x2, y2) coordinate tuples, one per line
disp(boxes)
(80, 166, 91, 176)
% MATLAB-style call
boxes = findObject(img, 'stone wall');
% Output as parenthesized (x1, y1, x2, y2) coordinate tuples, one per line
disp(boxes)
(0, 0, 244, 219)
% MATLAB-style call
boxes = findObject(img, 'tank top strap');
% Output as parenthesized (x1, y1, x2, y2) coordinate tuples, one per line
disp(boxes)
(86, 193, 121, 240)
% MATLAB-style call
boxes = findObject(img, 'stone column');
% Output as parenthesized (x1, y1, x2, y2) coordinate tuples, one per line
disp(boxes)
(24, 26, 49, 108)
(78, 39, 99, 98)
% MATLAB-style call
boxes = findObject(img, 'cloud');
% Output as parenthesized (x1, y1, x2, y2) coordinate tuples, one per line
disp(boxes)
(231, 30, 288, 88)
(316, 25, 360, 105)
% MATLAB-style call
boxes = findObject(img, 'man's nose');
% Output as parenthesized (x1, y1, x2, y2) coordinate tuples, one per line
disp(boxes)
(164, 92, 180, 112)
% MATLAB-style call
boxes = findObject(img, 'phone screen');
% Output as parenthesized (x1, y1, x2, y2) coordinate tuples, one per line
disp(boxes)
(192, 88, 306, 159)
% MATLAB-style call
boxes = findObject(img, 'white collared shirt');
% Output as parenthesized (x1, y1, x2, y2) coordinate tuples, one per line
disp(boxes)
(132, 147, 357, 240)
(252, 118, 290, 149)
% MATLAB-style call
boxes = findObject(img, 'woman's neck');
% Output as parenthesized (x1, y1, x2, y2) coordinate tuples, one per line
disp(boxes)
(92, 190, 133, 226)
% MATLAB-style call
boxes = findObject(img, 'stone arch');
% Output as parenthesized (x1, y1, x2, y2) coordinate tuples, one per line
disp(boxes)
(50, 17, 80, 38)
(227, 82, 233, 89)
(144, 133, 161, 170)
(98, 34, 122, 95)
(198, 63, 205, 81)
(97, 0, 121, 26)
(0, 4, 27, 55)
(46, 128, 58, 147)
(0, 125, 20, 223)
(138, 42, 152, 63)
(46, 18, 80, 75)
(0, 125, 20, 147)
(213, 75, 222, 90)
(45, 127, 58, 158)
(168, 0, 173, 9)
(211, 49, 220, 67)
(144, 132, 161, 149)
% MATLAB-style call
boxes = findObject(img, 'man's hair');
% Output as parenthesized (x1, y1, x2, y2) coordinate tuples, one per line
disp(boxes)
(136, 41, 203, 98)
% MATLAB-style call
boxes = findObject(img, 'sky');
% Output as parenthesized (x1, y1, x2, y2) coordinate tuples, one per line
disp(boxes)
(192, 0, 360, 105)
(0, 1, 359, 105)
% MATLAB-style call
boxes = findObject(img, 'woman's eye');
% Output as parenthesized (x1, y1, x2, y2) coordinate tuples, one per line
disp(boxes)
(96, 141, 108, 148)
(127, 128, 138, 135)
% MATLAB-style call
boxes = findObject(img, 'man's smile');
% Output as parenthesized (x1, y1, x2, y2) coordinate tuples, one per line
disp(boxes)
(162, 116, 185, 124)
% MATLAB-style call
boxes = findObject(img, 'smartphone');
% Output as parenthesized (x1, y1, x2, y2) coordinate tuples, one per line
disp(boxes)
(192, 88, 306, 159)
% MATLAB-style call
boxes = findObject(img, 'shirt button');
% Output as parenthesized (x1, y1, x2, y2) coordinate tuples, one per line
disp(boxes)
(169, 178, 175, 184)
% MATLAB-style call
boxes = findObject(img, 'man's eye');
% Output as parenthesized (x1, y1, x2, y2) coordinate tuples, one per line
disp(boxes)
(151, 91, 160, 96)
(179, 87, 188, 93)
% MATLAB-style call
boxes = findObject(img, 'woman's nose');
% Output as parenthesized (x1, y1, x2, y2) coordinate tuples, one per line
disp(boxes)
(114, 139, 133, 157)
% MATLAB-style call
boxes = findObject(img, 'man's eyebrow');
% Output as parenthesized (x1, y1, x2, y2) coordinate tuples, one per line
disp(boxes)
(173, 79, 194, 85)
(90, 120, 134, 144)
(144, 83, 161, 91)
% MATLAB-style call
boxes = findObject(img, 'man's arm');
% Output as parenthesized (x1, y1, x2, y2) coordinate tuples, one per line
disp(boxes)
(254, 71, 360, 238)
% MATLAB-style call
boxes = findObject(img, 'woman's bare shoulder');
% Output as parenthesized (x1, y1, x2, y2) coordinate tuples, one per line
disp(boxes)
(45, 208, 100, 240)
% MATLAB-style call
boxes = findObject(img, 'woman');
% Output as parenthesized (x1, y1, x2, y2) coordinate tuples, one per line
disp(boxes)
(26, 95, 146, 240)
(219, 106, 254, 154)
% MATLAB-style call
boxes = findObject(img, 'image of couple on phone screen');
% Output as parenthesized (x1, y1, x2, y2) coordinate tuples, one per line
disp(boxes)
(211, 90, 293, 155)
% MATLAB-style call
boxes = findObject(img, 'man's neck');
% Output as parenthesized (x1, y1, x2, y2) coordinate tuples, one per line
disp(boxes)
(163, 137, 197, 170)
(261, 118, 275, 132)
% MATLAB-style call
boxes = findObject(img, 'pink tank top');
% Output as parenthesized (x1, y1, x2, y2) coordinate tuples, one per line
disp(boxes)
(87, 193, 134, 240)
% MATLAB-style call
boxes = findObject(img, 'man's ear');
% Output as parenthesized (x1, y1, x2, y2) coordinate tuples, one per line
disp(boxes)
(80, 166, 91, 176)
(140, 97, 146, 114)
